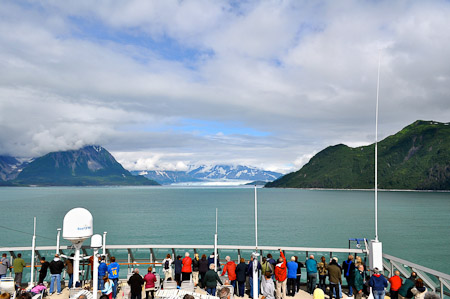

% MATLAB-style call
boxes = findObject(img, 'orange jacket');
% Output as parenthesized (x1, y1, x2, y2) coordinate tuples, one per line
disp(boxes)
(274, 251, 287, 282)
(182, 256, 192, 273)
(221, 261, 237, 281)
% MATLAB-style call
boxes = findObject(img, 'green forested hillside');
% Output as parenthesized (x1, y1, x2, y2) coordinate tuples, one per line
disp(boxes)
(266, 120, 450, 190)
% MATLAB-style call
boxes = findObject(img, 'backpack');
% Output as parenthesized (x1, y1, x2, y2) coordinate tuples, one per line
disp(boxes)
(164, 260, 170, 270)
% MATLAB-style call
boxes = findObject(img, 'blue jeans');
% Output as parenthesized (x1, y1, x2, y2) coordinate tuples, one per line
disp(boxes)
(99, 277, 105, 290)
(330, 283, 340, 299)
(69, 274, 73, 288)
(249, 277, 260, 296)
(373, 289, 385, 299)
(333, 283, 343, 298)
(345, 277, 353, 296)
(50, 274, 61, 294)
(112, 278, 119, 299)
(207, 287, 217, 296)
(231, 280, 236, 294)
(238, 281, 245, 297)
(307, 273, 317, 294)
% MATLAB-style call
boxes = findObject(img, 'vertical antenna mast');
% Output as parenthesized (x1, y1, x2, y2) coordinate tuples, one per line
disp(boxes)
(375, 52, 381, 242)
(254, 185, 258, 250)
(214, 208, 218, 272)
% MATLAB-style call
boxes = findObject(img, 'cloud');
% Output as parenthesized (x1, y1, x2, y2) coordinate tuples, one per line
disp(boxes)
(1, 0, 449, 172)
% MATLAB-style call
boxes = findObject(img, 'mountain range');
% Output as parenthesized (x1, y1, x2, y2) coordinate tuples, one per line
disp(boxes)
(1, 146, 158, 186)
(266, 120, 450, 190)
(131, 165, 282, 185)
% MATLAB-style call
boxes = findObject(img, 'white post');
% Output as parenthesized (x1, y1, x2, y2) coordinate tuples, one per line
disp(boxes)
(30, 217, 36, 287)
(56, 228, 61, 254)
(375, 52, 380, 242)
(369, 51, 383, 273)
(214, 208, 218, 272)
(103, 232, 107, 256)
(253, 186, 259, 299)
(91, 234, 102, 299)
(254, 186, 258, 250)
(73, 243, 82, 288)
(93, 248, 99, 299)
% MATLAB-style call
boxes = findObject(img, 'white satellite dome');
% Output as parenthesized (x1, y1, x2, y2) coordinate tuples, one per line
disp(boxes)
(63, 207, 93, 241)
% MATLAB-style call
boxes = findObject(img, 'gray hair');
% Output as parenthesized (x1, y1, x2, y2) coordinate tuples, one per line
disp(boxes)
(218, 287, 231, 299)
(185, 252, 190, 257)
(225, 256, 231, 262)
(134, 268, 140, 274)
(424, 293, 440, 299)
(209, 263, 215, 270)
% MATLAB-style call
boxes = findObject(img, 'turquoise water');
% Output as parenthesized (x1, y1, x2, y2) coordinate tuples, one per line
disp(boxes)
(0, 187, 449, 274)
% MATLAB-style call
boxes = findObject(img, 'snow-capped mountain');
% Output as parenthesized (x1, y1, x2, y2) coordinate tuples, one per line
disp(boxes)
(0, 156, 29, 181)
(132, 165, 283, 185)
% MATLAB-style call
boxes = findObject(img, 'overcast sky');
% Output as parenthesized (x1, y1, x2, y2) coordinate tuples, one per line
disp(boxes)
(0, 0, 449, 173)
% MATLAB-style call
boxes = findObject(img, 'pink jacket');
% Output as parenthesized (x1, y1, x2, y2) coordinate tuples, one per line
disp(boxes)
(144, 272, 157, 289)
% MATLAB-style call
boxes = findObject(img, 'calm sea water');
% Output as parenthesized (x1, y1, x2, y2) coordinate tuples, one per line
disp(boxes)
(0, 187, 449, 274)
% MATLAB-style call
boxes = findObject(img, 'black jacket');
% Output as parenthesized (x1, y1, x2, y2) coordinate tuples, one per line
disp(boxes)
(49, 259, 64, 274)
(199, 258, 209, 273)
(128, 273, 144, 295)
(342, 260, 355, 279)
(40, 261, 50, 274)
(193, 258, 200, 271)
(236, 262, 248, 282)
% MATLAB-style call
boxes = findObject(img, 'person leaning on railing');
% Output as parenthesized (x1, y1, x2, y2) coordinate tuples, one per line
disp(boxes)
(368, 267, 388, 299)
(389, 270, 403, 299)
(411, 278, 427, 299)
(398, 272, 417, 299)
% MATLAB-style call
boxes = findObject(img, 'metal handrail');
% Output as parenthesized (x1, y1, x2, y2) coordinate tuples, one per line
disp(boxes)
(0, 244, 366, 253)
(383, 253, 450, 298)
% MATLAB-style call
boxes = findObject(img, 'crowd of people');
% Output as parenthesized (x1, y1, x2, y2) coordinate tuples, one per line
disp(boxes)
(154, 251, 438, 299)
(0, 251, 441, 299)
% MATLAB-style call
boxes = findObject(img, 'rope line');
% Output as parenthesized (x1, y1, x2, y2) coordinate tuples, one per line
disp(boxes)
(0, 225, 54, 241)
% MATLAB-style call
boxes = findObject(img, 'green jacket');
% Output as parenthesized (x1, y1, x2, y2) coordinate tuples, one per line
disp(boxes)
(354, 270, 364, 291)
(203, 269, 223, 288)
(13, 258, 26, 273)
(399, 278, 415, 298)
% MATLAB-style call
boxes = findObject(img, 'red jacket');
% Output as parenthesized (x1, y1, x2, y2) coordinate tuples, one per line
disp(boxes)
(221, 261, 237, 281)
(274, 251, 287, 282)
(182, 256, 192, 273)
(389, 275, 402, 291)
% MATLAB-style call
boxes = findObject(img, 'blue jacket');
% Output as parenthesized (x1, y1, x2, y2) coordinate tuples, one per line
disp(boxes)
(108, 262, 120, 279)
(174, 259, 182, 274)
(287, 261, 298, 279)
(305, 259, 317, 274)
(247, 260, 261, 276)
(369, 274, 388, 291)
(98, 262, 108, 277)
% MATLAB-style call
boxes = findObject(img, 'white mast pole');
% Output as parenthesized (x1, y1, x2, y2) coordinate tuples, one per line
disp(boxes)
(30, 217, 36, 286)
(368, 51, 383, 272)
(252, 185, 259, 299)
(56, 228, 61, 254)
(214, 208, 218, 272)
(254, 185, 258, 250)
(375, 52, 381, 242)
(103, 232, 107, 257)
